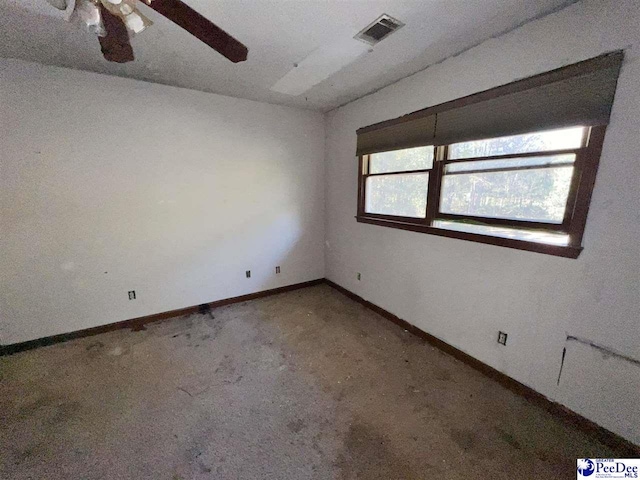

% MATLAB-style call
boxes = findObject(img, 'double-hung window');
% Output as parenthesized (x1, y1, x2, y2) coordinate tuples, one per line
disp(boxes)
(355, 52, 623, 258)
(364, 146, 434, 220)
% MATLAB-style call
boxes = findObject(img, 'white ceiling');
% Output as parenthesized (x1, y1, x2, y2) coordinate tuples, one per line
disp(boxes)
(0, 0, 576, 112)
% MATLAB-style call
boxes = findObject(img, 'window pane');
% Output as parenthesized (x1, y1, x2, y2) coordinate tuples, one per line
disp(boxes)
(365, 173, 428, 218)
(369, 146, 434, 174)
(440, 166, 574, 223)
(445, 154, 575, 173)
(433, 220, 569, 245)
(448, 126, 585, 160)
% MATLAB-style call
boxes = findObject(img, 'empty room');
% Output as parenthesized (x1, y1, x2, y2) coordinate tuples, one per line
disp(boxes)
(1, 0, 639, 478)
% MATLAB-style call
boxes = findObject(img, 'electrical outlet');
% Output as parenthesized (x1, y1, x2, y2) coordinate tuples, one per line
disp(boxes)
(246, 270, 251, 278)
(276, 266, 280, 274)
(357, 272, 361, 281)
(498, 331, 508, 345)
(128, 290, 136, 300)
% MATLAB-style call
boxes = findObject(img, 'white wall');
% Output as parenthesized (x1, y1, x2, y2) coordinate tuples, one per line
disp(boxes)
(0, 60, 325, 345)
(1, 0, 638, 447)
(324, 0, 640, 444)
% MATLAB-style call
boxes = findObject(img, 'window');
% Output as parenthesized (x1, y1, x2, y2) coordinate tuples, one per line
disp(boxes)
(439, 126, 585, 227)
(364, 146, 433, 219)
(357, 125, 606, 257)
(355, 52, 622, 257)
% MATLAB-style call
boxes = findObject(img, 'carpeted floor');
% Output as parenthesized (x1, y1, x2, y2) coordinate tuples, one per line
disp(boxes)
(0, 284, 627, 479)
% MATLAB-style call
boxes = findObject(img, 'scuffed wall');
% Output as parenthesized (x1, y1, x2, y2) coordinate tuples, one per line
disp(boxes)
(0, 60, 325, 345)
(324, 0, 640, 444)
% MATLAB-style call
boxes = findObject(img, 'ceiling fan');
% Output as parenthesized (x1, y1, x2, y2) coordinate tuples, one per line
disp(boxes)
(44, 0, 248, 64)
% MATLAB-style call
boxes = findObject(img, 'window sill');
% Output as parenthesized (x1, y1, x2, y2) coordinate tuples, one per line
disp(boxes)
(355, 215, 582, 258)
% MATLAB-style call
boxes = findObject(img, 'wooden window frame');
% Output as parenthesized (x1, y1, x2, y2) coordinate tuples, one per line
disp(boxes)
(356, 125, 607, 258)
(358, 150, 435, 225)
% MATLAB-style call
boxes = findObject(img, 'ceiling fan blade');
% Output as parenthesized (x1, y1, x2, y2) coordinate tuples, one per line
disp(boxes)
(98, 3, 135, 63)
(145, 0, 248, 63)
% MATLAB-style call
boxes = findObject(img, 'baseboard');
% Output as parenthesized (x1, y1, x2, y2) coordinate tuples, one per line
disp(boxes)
(2, 276, 637, 453)
(0, 279, 323, 357)
(323, 278, 640, 455)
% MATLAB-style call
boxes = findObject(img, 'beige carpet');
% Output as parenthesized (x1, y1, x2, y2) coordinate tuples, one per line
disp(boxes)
(0, 284, 626, 479)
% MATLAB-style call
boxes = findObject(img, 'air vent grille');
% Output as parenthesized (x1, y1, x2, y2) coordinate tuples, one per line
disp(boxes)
(355, 14, 404, 46)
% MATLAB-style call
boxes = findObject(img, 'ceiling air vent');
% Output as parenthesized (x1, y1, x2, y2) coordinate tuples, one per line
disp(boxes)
(355, 14, 404, 46)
